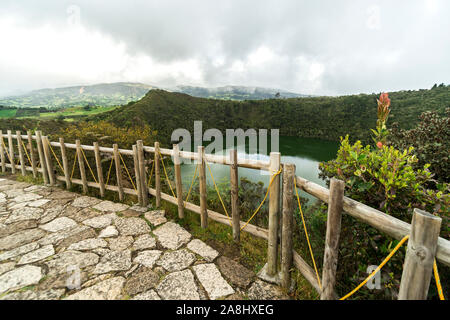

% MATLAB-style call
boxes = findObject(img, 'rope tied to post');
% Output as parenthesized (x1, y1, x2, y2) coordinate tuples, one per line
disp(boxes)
(158, 150, 176, 198)
(48, 142, 64, 173)
(118, 152, 136, 191)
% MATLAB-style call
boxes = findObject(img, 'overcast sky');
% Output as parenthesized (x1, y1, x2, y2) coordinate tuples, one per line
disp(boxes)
(0, 0, 448, 97)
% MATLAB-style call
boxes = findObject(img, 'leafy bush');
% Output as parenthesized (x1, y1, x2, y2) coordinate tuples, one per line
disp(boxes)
(390, 108, 450, 183)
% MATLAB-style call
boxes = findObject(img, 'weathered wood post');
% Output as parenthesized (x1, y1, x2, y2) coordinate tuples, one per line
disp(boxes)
(16, 131, 26, 176)
(0, 130, 5, 173)
(76, 139, 88, 193)
(137, 140, 148, 206)
(281, 163, 295, 289)
(35, 131, 49, 184)
(132, 145, 143, 205)
(113, 143, 124, 201)
(154, 141, 161, 207)
(398, 208, 442, 300)
(173, 144, 184, 219)
(320, 178, 345, 300)
(198, 146, 208, 228)
(267, 152, 281, 276)
(42, 136, 56, 185)
(7, 130, 15, 174)
(93, 141, 104, 197)
(230, 149, 239, 241)
(60, 138, 71, 189)
(27, 131, 37, 178)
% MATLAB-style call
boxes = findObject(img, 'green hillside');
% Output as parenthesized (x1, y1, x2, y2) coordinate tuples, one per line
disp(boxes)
(0, 82, 154, 109)
(94, 85, 450, 146)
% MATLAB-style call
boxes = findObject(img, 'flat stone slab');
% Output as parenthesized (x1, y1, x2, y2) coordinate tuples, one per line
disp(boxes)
(93, 250, 132, 274)
(0, 242, 39, 262)
(156, 249, 196, 272)
(28, 199, 51, 208)
(65, 277, 125, 300)
(40, 217, 77, 232)
(129, 205, 152, 213)
(132, 289, 161, 300)
(68, 238, 107, 251)
(156, 269, 200, 300)
(0, 262, 15, 276)
(133, 234, 156, 250)
(216, 256, 254, 288)
(144, 210, 167, 226)
(45, 250, 99, 276)
(153, 222, 191, 250)
(247, 279, 290, 300)
(124, 270, 160, 295)
(39, 205, 65, 224)
(133, 250, 162, 268)
(187, 239, 219, 262)
(5, 207, 44, 224)
(93, 201, 129, 212)
(0, 220, 38, 238)
(114, 217, 151, 236)
(18, 245, 55, 265)
(72, 196, 102, 208)
(1, 289, 64, 300)
(98, 226, 118, 238)
(108, 236, 133, 251)
(83, 214, 115, 229)
(0, 228, 46, 251)
(0, 265, 43, 294)
(193, 263, 234, 300)
(12, 193, 42, 204)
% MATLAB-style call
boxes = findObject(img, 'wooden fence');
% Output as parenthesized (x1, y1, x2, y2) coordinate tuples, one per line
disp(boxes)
(0, 129, 448, 300)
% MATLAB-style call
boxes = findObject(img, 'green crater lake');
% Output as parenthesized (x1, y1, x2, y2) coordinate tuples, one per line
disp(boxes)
(179, 136, 339, 203)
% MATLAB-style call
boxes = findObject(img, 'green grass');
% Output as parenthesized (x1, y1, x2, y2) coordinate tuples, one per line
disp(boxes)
(0, 109, 17, 118)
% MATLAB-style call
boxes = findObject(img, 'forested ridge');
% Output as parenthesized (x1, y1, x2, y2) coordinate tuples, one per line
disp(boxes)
(93, 85, 449, 145)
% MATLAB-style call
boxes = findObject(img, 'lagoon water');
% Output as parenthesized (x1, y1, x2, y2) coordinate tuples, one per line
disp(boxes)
(178, 136, 339, 203)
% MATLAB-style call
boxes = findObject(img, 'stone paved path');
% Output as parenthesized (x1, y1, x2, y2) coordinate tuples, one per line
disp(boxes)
(0, 178, 290, 300)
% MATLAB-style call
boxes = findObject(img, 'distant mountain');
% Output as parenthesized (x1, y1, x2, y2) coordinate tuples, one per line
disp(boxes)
(0, 82, 155, 109)
(0, 82, 309, 109)
(170, 85, 309, 100)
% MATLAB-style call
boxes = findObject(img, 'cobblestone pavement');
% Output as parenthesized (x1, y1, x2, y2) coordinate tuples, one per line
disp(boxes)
(0, 178, 290, 300)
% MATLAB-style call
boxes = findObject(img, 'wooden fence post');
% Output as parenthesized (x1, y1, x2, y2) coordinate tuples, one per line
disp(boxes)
(113, 143, 124, 201)
(281, 163, 295, 289)
(198, 146, 207, 228)
(230, 149, 239, 241)
(398, 208, 442, 300)
(93, 141, 105, 197)
(76, 139, 88, 193)
(137, 140, 148, 206)
(154, 141, 161, 207)
(0, 130, 5, 173)
(16, 131, 26, 176)
(42, 136, 55, 185)
(320, 178, 345, 300)
(27, 131, 37, 178)
(173, 144, 184, 219)
(267, 152, 281, 276)
(60, 138, 71, 190)
(7, 130, 15, 174)
(35, 131, 49, 184)
(132, 145, 142, 205)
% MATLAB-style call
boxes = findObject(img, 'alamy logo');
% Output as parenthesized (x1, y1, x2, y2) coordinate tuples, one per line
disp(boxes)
(171, 121, 279, 173)
(366, 265, 381, 290)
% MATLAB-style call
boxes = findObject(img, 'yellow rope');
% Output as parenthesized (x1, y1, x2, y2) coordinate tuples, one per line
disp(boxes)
(295, 183, 322, 291)
(434, 260, 445, 300)
(1, 140, 14, 166)
(147, 160, 155, 187)
(340, 234, 410, 300)
(159, 151, 176, 198)
(48, 142, 64, 172)
(205, 160, 232, 226)
(184, 164, 198, 205)
(80, 147, 98, 184)
(119, 152, 136, 191)
(240, 168, 282, 231)
(106, 157, 114, 185)
(70, 154, 77, 180)
(21, 140, 32, 166)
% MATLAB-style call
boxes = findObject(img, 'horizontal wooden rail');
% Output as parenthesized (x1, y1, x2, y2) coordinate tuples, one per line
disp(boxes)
(296, 176, 450, 267)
